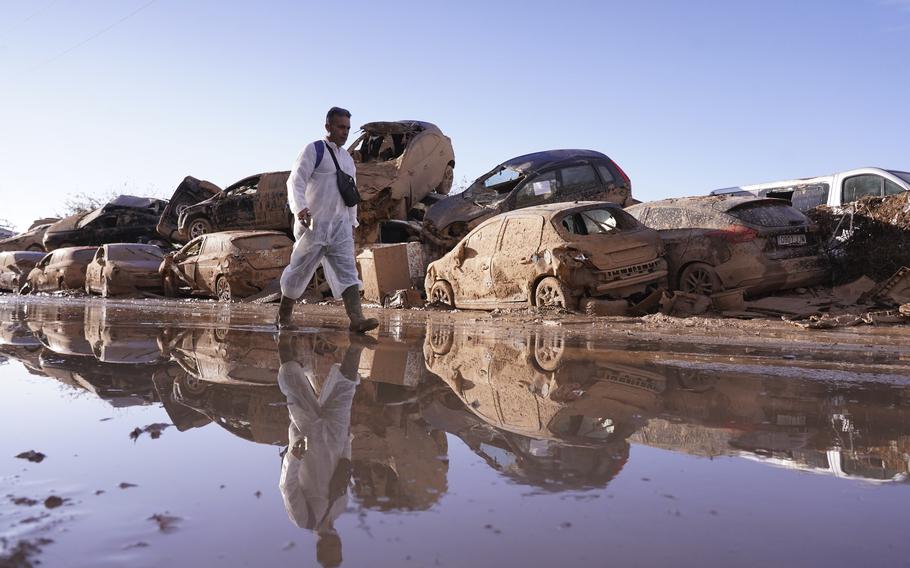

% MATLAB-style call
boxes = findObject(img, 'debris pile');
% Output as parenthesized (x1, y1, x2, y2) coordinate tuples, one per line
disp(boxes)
(809, 192, 910, 282)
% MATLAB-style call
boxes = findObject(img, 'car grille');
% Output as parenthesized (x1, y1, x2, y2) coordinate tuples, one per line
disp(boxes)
(598, 259, 663, 282)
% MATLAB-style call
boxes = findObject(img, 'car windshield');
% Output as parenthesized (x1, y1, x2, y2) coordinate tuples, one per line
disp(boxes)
(232, 236, 289, 251)
(462, 167, 526, 206)
(886, 170, 910, 186)
(728, 202, 808, 227)
(559, 207, 636, 235)
(107, 246, 164, 262)
(75, 209, 103, 229)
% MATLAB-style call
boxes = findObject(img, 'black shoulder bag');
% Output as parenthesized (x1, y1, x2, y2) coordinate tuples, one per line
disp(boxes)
(323, 142, 360, 207)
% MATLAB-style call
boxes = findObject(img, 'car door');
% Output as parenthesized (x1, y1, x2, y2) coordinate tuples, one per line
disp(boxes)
(453, 220, 502, 305)
(215, 179, 258, 228)
(840, 174, 904, 204)
(257, 173, 290, 228)
(195, 236, 222, 292)
(174, 238, 203, 288)
(86, 248, 104, 291)
(490, 216, 544, 303)
(512, 170, 559, 210)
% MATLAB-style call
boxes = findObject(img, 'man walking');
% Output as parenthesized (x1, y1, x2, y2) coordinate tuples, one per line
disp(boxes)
(277, 107, 378, 333)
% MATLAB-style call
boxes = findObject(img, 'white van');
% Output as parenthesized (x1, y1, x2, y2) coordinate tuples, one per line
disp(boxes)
(711, 167, 910, 212)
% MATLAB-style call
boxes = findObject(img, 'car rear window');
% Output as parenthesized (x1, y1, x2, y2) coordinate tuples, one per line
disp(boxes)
(232, 236, 290, 251)
(107, 246, 164, 262)
(71, 249, 97, 262)
(728, 202, 808, 227)
(559, 207, 638, 235)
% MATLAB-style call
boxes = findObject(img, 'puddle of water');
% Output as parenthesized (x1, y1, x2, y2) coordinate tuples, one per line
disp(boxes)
(1, 297, 910, 567)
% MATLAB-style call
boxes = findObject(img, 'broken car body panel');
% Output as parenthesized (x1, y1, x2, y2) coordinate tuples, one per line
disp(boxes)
(156, 176, 222, 242)
(627, 195, 828, 296)
(424, 201, 666, 310)
(422, 149, 633, 250)
(43, 196, 167, 251)
(84, 244, 165, 297)
(159, 231, 292, 301)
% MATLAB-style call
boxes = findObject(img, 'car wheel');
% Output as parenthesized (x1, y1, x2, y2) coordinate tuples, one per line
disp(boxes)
(533, 334, 565, 372)
(188, 217, 212, 239)
(428, 324, 455, 355)
(534, 276, 575, 310)
(678, 262, 721, 296)
(175, 374, 207, 397)
(215, 275, 234, 302)
(429, 280, 455, 308)
(436, 164, 454, 195)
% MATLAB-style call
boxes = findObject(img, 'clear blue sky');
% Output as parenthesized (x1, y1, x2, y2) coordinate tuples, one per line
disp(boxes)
(1, 0, 908, 231)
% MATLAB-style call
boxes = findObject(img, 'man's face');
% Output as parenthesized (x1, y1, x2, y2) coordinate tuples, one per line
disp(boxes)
(325, 115, 351, 146)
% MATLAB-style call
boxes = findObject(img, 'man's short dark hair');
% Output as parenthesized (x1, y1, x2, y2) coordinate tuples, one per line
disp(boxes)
(326, 106, 351, 122)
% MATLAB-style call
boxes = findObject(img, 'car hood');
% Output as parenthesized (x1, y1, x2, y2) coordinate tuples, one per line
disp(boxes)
(424, 194, 492, 232)
(46, 213, 87, 235)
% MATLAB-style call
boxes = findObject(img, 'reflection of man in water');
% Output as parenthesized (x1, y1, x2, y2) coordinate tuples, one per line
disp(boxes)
(278, 334, 367, 568)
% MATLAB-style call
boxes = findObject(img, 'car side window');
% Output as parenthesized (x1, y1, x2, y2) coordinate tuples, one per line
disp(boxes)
(202, 238, 222, 255)
(514, 171, 558, 208)
(843, 175, 883, 203)
(596, 164, 615, 184)
(885, 179, 905, 196)
(464, 222, 501, 257)
(181, 240, 203, 258)
(97, 215, 118, 229)
(499, 217, 543, 252)
(559, 165, 600, 195)
(791, 183, 830, 210)
(643, 208, 681, 230)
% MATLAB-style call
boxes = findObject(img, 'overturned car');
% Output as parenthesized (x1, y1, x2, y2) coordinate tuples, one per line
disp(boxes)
(43, 196, 167, 251)
(414, 149, 633, 252)
(84, 244, 165, 297)
(424, 202, 666, 311)
(159, 231, 292, 301)
(626, 195, 828, 296)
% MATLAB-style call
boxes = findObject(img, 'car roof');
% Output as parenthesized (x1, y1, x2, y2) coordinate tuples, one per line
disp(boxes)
(106, 195, 165, 209)
(497, 149, 610, 173)
(482, 201, 623, 223)
(629, 195, 786, 213)
(359, 121, 441, 135)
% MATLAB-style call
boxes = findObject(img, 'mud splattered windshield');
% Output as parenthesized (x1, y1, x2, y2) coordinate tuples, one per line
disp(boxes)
(462, 166, 526, 207)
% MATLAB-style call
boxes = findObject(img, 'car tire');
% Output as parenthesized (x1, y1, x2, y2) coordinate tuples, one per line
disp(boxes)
(188, 217, 212, 240)
(215, 275, 234, 302)
(429, 280, 455, 308)
(175, 374, 207, 397)
(436, 164, 454, 195)
(678, 262, 721, 296)
(427, 324, 455, 355)
(533, 334, 565, 372)
(534, 276, 576, 310)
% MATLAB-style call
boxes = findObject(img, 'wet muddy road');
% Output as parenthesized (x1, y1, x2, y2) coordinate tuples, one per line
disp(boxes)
(2, 296, 909, 567)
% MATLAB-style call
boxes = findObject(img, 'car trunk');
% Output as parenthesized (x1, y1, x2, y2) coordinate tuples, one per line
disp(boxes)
(232, 237, 291, 270)
(565, 231, 660, 270)
(726, 202, 821, 260)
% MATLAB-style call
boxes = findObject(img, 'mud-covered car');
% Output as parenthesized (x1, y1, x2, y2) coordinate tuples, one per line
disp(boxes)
(424, 202, 666, 311)
(175, 172, 292, 242)
(84, 244, 165, 297)
(0, 221, 56, 252)
(0, 252, 45, 292)
(420, 149, 633, 250)
(349, 121, 455, 239)
(160, 231, 292, 301)
(156, 176, 221, 242)
(22, 246, 98, 293)
(43, 196, 167, 251)
(626, 196, 828, 296)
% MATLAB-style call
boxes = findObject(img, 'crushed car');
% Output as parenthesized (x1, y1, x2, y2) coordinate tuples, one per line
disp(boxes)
(0, 220, 58, 252)
(159, 230, 292, 301)
(84, 243, 165, 297)
(349, 120, 455, 243)
(21, 246, 98, 294)
(424, 201, 667, 311)
(0, 252, 45, 292)
(156, 176, 221, 242)
(414, 149, 633, 252)
(174, 172, 292, 243)
(43, 196, 168, 251)
(626, 195, 828, 296)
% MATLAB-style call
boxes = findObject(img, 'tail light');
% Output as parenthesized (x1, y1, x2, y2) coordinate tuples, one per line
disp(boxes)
(611, 159, 631, 189)
(707, 225, 759, 243)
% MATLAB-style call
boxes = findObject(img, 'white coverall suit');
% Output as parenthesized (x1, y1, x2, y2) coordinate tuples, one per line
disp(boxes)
(278, 353, 358, 534)
(280, 139, 361, 300)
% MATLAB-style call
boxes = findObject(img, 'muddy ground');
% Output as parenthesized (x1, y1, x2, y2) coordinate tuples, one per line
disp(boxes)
(2, 295, 910, 567)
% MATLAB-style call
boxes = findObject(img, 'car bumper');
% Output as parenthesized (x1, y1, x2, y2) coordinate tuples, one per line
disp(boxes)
(736, 255, 829, 295)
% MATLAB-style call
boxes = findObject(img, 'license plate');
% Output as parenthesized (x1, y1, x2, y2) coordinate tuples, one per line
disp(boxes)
(777, 234, 807, 246)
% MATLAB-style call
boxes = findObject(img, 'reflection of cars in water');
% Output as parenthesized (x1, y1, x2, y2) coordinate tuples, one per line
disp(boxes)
(159, 231, 292, 301)
(175, 172, 292, 242)
(0, 251, 45, 292)
(422, 149, 633, 249)
(425, 202, 667, 310)
(43, 196, 167, 251)
(84, 243, 165, 297)
(627, 195, 828, 296)
(23, 247, 98, 293)
(0, 222, 54, 252)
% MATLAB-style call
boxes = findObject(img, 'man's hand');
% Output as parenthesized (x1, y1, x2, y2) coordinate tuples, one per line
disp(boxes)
(297, 208, 311, 227)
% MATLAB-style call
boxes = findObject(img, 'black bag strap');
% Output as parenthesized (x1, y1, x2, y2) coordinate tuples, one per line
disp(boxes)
(324, 142, 343, 172)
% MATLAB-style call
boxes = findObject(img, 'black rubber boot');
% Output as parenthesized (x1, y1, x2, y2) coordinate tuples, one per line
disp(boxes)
(341, 285, 378, 334)
(276, 294, 298, 330)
